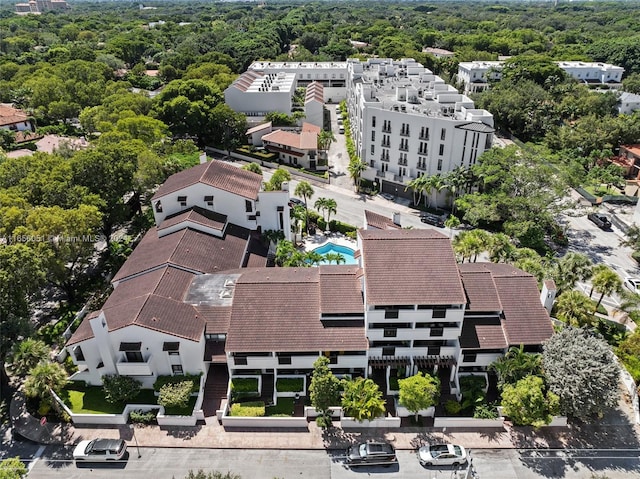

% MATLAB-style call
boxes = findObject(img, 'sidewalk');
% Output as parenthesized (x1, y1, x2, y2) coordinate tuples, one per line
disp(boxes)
(12, 392, 640, 452)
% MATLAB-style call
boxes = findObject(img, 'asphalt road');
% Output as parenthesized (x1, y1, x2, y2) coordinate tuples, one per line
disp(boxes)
(20, 446, 640, 479)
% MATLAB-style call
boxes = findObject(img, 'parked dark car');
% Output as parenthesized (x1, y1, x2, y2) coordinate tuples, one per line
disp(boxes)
(345, 442, 398, 467)
(587, 212, 612, 230)
(288, 198, 305, 208)
(420, 213, 445, 227)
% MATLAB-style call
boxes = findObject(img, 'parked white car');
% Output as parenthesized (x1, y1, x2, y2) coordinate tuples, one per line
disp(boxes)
(418, 443, 467, 466)
(73, 438, 127, 461)
(624, 277, 640, 294)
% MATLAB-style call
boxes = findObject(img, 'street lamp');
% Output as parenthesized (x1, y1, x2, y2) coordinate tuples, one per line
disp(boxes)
(129, 423, 141, 458)
(395, 187, 398, 199)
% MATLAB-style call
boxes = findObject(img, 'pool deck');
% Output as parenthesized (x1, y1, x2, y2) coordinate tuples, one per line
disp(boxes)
(303, 232, 357, 252)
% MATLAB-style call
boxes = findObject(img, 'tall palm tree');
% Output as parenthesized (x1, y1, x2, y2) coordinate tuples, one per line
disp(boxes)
(554, 290, 596, 327)
(347, 158, 368, 192)
(406, 175, 428, 206)
(317, 130, 336, 151)
(591, 266, 623, 311)
(552, 252, 593, 294)
(323, 252, 346, 264)
(314, 197, 337, 226)
(294, 181, 315, 234)
(443, 167, 469, 214)
(488, 233, 516, 263)
(425, 174, 445, 209)
(290, 205, 305, 244)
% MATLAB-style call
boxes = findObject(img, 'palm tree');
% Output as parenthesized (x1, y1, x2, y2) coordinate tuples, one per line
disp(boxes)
(552, 252, 593, 294)
(591, 266, 623, 311)
(554, 290, 596, 327)
(275, 240, 296, 266)
(317, 130, 336, 151)
(443, 167, 469, 214)
(406, 175, 428, 206)
(290, 205, 305, 244)
(347, 158, 368, 192)
(488, 233, 516, 263)
(341, 377, 386, 422)
(9, 338, 49, 377)
(294, 181, 315, 234)
(323, 252, 346, 264)
(305, 251, 324, 266)
(324, 198, 337, 226)
(23, 361, 69, 415)
(489, 344, 542, 391)
(424, 174, 445, 209)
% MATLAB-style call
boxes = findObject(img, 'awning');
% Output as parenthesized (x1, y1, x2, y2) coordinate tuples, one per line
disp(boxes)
(414, 355, 456, 368)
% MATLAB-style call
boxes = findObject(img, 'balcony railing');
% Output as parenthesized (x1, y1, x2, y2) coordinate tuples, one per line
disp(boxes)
(116, 354, 153, 376)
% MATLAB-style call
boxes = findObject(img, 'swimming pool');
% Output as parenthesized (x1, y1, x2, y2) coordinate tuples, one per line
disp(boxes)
(311, 242, 357, 265)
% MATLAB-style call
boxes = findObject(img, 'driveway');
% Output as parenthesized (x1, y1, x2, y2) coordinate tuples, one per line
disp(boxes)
(326, 104, 352, 190)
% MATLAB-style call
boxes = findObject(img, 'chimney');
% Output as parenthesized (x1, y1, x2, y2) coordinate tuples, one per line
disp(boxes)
(281, 181, 290, 192)
(199, 152, 207, 164)
(540, 279, 557, 314)
(392, 212, 401, 226)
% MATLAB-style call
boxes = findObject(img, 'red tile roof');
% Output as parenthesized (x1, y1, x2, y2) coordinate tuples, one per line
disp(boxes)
(319, 266, 364, 314)
(359, 229, 466, 306)
(112, 225, 250, 283)
(364, 210, 401, 230)
(226, 268, 367, 352)
(460, 317, 507, 349)
(197, 305, 232, 334)
(459, 270, 502, 311)
(0, 103, 29, 126)
(152, 160, 262, 201)
(158, 206, 227, 233)
(459, 263, 553, 346)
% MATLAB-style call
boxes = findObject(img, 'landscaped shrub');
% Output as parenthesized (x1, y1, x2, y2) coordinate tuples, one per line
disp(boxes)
(328, 219, 357, 235)
(473, 403, 499, 419)
(102, 374, 142, 404)
(229, 401, 265, 417)
(129, 409, 158, 424)
(158, 381, 193, 409)
(230, 378, 258, 393)
(276, 378, 304, 392)
(444, 399, 462, 416)
(153, 373, 201, 393)
(459, 375, 487, 412)
(388, 376, 399, 391)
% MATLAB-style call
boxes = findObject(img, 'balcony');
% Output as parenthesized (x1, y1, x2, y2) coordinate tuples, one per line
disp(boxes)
(398, 159, 408, 166)
(116, 353, 153, 376)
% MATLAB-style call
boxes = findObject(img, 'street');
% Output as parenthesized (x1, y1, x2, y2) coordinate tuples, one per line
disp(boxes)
(20, 446, 640, 479)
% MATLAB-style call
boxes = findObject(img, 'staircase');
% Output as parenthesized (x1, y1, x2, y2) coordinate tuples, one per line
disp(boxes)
(261, 373, 275, 405)
(202, 364, 229, 417)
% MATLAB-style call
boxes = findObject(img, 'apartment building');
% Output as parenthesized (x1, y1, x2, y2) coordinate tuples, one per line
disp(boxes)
(346, 58, 495, 199)
(458, 60, 625, 94)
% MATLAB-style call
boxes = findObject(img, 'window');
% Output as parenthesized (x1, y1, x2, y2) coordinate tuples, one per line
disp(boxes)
(430, 327, 444, 337)
(371, 131, 375, 141)
(384, 310, 399, 319)
(372, 116, 376, 128)
(384, 328, 397, 338)
(432, 309, 446, 319)
(204, 195, 214, 207)
(235, 356, 248, 365)
(382, 346, 395, 356)
(463, 353, 477, 363)
(120, 342, 143, 363)
(437, 159, 443, 171)
(278, 356, 292, 365)
(427, 346, 441, 355)
(177, 195, 187, 207)
(440, 129, 446, 141)
(73, 346, 85, 362)
(371, 145, 375, 155)
(245, 200, 252, 212)
(172, 364, 184, 374)
(154, 201, 163, 213)
(439, 144, 445, 156)
(163, 342, 180, 356)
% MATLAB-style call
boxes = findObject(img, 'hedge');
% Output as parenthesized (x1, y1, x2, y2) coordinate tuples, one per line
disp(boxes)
(153, 373, 201, 393)
(276, 378, 304, 392)
(230, 401, 265, 417)
(231, 378, 259, 393)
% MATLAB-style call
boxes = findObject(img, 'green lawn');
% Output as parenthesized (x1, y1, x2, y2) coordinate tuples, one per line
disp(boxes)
(60, 385, 157, 414)
(60, 384, 195, 416)
(266, 397, 295, 416)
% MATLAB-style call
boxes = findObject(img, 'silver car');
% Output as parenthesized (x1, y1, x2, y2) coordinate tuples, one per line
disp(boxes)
(418, 443, 467, 466)
(73, 438, 127, 461)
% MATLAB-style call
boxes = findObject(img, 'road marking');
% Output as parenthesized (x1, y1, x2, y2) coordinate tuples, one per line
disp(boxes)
(28, 446, 45, 472)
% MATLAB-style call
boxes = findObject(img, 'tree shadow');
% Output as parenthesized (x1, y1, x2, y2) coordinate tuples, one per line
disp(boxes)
(160, 425, 202, 440)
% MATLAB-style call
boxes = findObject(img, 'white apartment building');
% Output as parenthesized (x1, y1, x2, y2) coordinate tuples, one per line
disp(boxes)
(458, 60, 625, 94)
(248, 60, 348, 103)
(346, 58, 494, 198)
(618, 92, 640, 115)
(225, 70, 297, 116)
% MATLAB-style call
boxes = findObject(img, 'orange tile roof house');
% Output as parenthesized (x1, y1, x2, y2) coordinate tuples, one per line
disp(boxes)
(64, 162, 554, 424)
(261, 122, 324, 171)
(0, 103, 35, 133)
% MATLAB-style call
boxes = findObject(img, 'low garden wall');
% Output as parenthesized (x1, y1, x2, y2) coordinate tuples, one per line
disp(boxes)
(395, 403, 435, 418)
(341, 416, 402, 428)
(433, 416, 505, 428)
(221, 416, 309, 428)
(304, 406, 342, 419)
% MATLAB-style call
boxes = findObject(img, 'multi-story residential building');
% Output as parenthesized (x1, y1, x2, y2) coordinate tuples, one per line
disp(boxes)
(457, 60, 625, 94)
(65, 161, 554, 413)
(346, 58, 495, 198)
(618, 92, 640, 115)
(261, 122, 325, 171)
(15, 0, 67, 14)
